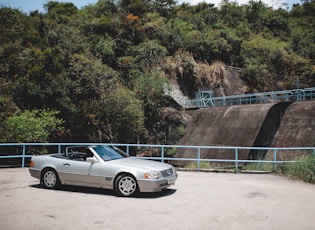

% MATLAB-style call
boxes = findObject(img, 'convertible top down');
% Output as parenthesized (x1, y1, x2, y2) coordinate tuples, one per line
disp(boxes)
(29, 145, 177, 197)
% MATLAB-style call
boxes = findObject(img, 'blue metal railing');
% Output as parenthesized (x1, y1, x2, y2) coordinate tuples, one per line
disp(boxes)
(0, 143, 314, 171)
(185, 87, 315, 109)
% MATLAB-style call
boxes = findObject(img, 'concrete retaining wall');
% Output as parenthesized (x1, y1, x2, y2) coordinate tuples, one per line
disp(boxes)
(176, 101, 315, 165)
(265, 101, 315, 160)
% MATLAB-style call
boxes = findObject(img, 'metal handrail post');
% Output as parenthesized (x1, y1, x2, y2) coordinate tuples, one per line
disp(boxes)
(235, 148, 238, 171)
(197, 148, 201, 171)
(161, 146, 164, 163)
(58, 144, 61, 154)
(273, 149, 277, 171)
(126, 144, 130, 155)
(22, 144, 26, 168)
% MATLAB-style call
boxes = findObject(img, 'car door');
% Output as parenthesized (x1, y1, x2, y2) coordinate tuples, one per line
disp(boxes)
(61, 158, 101, 186)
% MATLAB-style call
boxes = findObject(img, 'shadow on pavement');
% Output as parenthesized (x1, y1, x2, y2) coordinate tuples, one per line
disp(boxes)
(30, 183, 176, 199)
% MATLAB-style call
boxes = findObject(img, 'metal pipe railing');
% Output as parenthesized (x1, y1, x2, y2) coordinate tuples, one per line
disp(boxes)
(0, 143, 313, 171)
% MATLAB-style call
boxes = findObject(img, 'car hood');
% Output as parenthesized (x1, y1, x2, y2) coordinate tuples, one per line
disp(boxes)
(108, 157, 171, 171)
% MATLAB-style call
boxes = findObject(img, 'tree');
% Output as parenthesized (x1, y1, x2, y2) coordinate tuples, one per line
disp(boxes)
(190, 29, 232, 63)
(165, 18, 195, 53)
(143, 12, 168, 40)
(241, 34, 313, 90)
(0, 85, 19, 142)
(0, 7, 27, 44)
(102, 86, 145, 143)
(44, 1, 78, 24)
(64, 54, 119, 141)
(119, 0, 148, 16)
(4, 109, 64, 143)
(8, 47, 67, 110)
(0, 0, 314, 145)
(89, 35, 116, 65)
(132, 40, 168, 70)
(132, 71, 170, 141)
(289, 0, 315, 60)
(151, 0, 176, 18)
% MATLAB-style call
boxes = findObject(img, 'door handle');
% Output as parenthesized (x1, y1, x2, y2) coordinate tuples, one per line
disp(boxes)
(63, 163, 70, 167)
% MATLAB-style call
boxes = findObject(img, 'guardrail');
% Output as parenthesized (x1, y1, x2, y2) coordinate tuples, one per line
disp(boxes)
(185, 87, 315, 109)
(1, 143, 314, 171)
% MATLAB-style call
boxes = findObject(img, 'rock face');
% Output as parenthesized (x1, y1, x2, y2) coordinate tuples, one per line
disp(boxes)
(162, 107, 192, 125)
(175, 101, 315, 165)
(164, 59, 248, 107)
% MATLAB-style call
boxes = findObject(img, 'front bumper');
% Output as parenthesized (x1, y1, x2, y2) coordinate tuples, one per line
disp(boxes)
(137, 173, 178, 193)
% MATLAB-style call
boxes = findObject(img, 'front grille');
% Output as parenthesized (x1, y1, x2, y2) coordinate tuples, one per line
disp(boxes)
(160, 168, 173, 177)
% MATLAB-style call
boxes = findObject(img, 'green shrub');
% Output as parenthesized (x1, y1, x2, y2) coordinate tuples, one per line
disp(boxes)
(243, 163, 274, 172)
(185, 161, 212, 169)
(278, 155, 315, 183)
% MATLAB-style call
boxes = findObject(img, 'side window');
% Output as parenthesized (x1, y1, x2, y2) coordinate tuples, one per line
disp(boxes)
(84, 149, 94, 158)
(67, 147, 94, 161)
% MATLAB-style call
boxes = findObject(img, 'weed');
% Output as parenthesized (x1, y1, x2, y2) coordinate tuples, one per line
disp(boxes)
(277, 155, 315, 183)
(243, 163, 274, 172)
(185, 161, 212, 169)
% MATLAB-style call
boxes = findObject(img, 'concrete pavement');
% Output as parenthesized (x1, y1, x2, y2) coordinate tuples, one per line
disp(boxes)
(1, 168, 315, 230)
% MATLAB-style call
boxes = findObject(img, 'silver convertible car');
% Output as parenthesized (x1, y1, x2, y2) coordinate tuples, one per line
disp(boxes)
(29, 145, 177, 197)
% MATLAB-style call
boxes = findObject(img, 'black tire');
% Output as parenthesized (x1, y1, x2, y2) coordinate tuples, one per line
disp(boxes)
(114, 174, 138, 197)
(41, 168, 60, 189)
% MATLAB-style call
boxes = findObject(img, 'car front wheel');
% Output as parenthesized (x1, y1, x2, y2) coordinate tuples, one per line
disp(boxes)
(42, 169, 60, 189)
(115, 174, 138, 197)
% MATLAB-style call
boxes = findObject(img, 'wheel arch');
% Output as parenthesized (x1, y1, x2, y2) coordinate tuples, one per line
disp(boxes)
(113, 171, 137, 186)
(113, 172, 140, 196)
(40, 167, 59, 183)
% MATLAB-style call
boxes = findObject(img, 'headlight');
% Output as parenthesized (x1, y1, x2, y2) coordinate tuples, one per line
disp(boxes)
(144, 171, 162, 179)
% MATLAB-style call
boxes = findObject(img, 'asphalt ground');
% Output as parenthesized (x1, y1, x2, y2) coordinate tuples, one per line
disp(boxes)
(1, 168, 315, 230)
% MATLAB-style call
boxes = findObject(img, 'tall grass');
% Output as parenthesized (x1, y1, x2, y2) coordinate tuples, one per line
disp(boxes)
(243, 162, 274, 172)
(185, 161, 212, 169)
(182, 155, 315, 184)
(278, 155, 315, 183)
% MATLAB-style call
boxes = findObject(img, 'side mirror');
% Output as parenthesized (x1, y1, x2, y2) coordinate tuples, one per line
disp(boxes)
(86, 157, 98, 163)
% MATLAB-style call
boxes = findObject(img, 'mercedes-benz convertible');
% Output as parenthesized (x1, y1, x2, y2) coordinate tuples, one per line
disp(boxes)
(29, 145, 177, 197)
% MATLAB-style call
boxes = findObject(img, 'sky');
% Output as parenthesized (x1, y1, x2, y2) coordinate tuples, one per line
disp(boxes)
(0, 0, 303, 13)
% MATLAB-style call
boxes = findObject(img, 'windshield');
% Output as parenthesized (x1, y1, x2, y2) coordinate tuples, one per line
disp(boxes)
(92, 146, 128, 161)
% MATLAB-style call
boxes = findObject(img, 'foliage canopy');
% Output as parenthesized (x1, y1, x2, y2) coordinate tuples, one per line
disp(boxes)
(0, 0, 314, 144)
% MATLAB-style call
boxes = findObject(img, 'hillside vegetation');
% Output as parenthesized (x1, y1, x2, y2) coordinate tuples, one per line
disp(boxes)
(0, 0, 314, 145)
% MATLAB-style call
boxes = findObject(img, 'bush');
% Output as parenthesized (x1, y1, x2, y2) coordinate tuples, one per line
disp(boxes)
(278, 155, 315, 183)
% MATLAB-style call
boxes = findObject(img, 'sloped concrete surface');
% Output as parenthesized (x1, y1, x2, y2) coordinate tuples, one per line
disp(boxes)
(266, 101, 315, 160)
(177, 101, 315, 163)
(176, 104, 276, 162)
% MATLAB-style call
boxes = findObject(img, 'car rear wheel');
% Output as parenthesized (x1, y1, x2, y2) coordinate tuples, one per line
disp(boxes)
(42, 169, 60, 189)
(115, 174, 138, 197)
